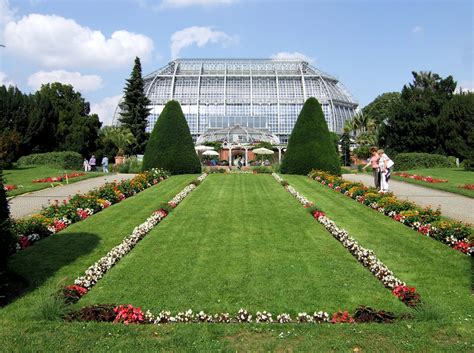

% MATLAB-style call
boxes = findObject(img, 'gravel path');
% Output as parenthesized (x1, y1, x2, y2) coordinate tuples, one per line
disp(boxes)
(9, 173, 136, 219)
(342, 174, 474, 224)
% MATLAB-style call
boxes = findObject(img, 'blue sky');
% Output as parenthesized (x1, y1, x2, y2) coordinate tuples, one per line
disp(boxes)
(0, 0, 472, 125)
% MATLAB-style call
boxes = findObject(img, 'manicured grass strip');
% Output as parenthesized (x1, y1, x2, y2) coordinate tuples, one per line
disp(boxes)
(80, 174, 407, 314)
(2, 175, 196, 320)
(285, 175, 473, 320)
(4, 165, 105, 197)
(392, 168, 474, 198)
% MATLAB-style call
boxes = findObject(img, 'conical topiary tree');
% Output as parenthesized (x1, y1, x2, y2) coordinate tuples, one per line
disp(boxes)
(281, 97, 341, 175)
(142, 100, 201, 174)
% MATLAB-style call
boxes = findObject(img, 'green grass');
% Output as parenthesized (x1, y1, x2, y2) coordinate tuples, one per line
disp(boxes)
(0, 174, 472, 351)
(392, 168, 474, 198)
(284, 175, 473, 320)
(4, 165, 106, 197)
(80, 174, 406, 314)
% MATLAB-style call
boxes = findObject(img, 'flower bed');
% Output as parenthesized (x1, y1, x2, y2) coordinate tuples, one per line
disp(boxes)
(272, 173, 421, 307)
(394, 172, 448, 183)
(13, 168, 170, 251)
(458, 184, 474, 191)
(308, 170, 473, 256)
(32, 172, 87, 183)
(65, 305, 398, 325)
(71, 173, 207, 292)
(4, 184, 17, 191)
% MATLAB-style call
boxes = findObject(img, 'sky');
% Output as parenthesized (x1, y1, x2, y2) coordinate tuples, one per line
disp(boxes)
(0, 0, 472, 125)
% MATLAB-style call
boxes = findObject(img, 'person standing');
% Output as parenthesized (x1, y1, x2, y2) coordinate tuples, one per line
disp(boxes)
(89, 155, 96, 172)
(362, 147, 380, 190)
(378, 149, 394, 193)
(101, 156, 109, 173)
(83, 158, 90, 172)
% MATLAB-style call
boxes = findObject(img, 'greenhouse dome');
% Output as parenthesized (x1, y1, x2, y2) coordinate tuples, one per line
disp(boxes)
(114, 58, 359, 144)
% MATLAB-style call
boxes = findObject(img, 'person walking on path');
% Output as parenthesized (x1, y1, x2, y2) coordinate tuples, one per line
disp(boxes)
(101, 156, 109, 173)
(378, 149, 394, 193)
(89, 155, 96, 172)
(362, 147, 380, 190)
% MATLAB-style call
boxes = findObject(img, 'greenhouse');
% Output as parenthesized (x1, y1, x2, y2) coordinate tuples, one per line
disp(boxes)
(115, 58, 359, 144)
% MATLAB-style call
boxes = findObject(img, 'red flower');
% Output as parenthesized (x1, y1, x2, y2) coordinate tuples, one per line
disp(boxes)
(18, 235, 31, 249)
(453, 241, 470, 254)
(113, 304, 144, 325)
(313, 211, 326, 219)
(331, 310, 354, 324)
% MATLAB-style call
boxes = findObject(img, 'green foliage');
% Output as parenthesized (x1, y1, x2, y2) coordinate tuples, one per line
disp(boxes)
(438, 92, 474, 162)
(340, 132, 351, 166)
(17, 151, 83, 169)
(0, 169, 15, 269)
(202, 141, 222, 151)
(394, 153, 451, 171)
(119, 57, 151, 154)
(353, 145, 371, 159)
(253, 141, 274, 150)
(101, 126, 136, 156)
(380, 71, 456, 154)
(362, 92, 401, 125)
(251, 166, 272, 174)
(281, 97, 341, 175)
(142, 100, 200, 174)
(118, 156, 142, 173)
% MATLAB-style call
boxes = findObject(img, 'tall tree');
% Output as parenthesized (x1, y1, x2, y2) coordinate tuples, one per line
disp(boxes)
(142, 100, 200, 174)
(362, 92, 401, 125)
(281, 97, 341, 175)
(438, 92, 474, 161)
(380, 71, 456, 154)
(119, 57, 151, 155)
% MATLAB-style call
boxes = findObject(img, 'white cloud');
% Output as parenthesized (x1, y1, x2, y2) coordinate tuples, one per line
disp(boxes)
(170, 26, 237, 59)
(28, 70, 103, 92)
(90, 94, 123, 126)
(0, 0, 15, 26)
(160, 0, 236, 8)
(4, 14, 154, 68)
(456, 80, 474, 93)
(271, 51, 313, 63)
(412, 25, 423, 34)
(0, 71, 15, 87)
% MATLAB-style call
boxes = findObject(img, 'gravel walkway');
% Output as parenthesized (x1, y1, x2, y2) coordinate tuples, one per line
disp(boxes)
(9, 173, 136, 219)
(342, 174, 474, 224)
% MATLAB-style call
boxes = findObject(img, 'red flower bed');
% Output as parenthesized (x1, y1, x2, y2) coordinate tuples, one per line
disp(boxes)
(4, 184, 17, 191)
(331, 310, 354, 323)
(33, 172, 86, 183)
(458, 184, 474, 190)
(392, 285, 421, 307)
(113, 305, 145, 325)
(394, 172, 448, 183)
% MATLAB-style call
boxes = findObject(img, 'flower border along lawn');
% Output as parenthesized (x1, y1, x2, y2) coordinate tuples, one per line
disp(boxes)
(0, 176, 472, 351)
(1, 175, 196, 318)
(4, 165, 106, 197)
(391, 168, 474, 198)
(79, 174, 407, 315)
(284, 176, 473, 322)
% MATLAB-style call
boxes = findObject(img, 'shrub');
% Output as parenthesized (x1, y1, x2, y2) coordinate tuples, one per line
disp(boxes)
(17, 151, 83, 169)
(251, 166, 272, 174)
(142, 100, 200, 174)
(281, 98, 341, 175)
(0, 169, 15, 269)
(394, 153, 451, 171)
(118, 156, 142, 173)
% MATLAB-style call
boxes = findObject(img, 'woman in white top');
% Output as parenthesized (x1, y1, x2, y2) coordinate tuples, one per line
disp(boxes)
(377, 149, 394, 193)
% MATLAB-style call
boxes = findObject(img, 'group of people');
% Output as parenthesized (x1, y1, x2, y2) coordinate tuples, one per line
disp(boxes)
(362, 148, 394, 193)
(233, 156, 245, 169)
(83, 155, 109, 173)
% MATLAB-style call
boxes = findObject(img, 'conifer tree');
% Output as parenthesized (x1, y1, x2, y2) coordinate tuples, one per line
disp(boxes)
(281, 97, 341, 175)
(142, 100, 200, 174)
(119, 57, 151, 154)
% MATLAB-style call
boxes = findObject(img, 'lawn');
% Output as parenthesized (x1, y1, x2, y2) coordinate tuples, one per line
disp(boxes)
(0, 174, 472, 352)
(79, 174, 406, 314)
(4, 165, 106, 197)
(391, 168, 474, 198)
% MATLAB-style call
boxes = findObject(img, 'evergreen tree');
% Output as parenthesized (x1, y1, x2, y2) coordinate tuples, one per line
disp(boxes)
(281, 97, 341, 175)
(119, 57, 151, 154)
(438, 92, 474, 161)
(142, 100, 200, 174)
(380, 71, 456, 153)
(0, 169, 15, 270)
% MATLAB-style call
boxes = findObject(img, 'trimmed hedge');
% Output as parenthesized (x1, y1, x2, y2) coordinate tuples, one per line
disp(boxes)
(0, 169, 15, 268)
(17, 151, 83, 169)
(142, 100, 201, 174)
(394, 153, 451, 171)
(281, 97, 341, 175)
